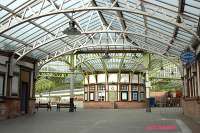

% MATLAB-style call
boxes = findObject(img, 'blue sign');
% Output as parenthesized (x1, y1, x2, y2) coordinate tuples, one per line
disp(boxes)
(180, 51, 195, 64)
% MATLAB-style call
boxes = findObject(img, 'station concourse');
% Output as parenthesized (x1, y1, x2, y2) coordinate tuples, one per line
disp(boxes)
(0, 0, 200, 133)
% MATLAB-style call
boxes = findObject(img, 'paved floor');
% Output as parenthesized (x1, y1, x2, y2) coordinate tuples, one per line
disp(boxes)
(0, 108, 192, 133)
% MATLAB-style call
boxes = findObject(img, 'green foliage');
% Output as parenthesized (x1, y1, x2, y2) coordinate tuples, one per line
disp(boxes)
(35, 77, 83, 94)
(151, 79, 183, 92)
(35, 77, 55, 94)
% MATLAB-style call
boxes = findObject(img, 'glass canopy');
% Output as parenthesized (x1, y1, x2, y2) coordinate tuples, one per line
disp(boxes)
(0, 0, 200, 70)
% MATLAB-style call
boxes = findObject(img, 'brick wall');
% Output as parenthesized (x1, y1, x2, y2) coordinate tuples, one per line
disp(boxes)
(182, 99, 200, 120)
(83, 101, 146, 109)
(84, 101, 114, 109)
(0, 98, 36, 120)
(115, 101, 146, 109)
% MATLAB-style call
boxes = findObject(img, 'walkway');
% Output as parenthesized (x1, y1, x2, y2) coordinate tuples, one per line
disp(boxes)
(0, 108, 193, 133)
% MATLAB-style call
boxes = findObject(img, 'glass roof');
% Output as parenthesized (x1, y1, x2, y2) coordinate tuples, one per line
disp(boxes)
(0, 0, 200, 70)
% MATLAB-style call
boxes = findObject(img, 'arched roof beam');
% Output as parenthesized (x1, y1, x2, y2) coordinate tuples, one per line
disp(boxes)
(82, 30, 183, 51)
(75, 55, 144, 73)
(15, 30, 183, 62)
(0, 3, 71, 54)
(92, 0, 138, 46)
(0, 33, 49, 55)
(38, 41, 179, 70)
(0, 6, 199, 41)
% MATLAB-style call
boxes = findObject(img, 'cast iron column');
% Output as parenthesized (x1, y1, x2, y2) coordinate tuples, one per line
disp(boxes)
(145, 71, 151, 112)
(69, 55, 75, 112)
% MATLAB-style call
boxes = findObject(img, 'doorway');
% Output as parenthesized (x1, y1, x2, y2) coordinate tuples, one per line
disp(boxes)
(20, 82, 29, 114)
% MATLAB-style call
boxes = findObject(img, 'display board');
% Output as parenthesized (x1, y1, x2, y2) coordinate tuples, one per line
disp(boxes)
(89, 75, 96, 84)
(108, 74, 118, 83)
(120, 74, 129, 83)
(131, 74, 138, 83)
(97, 74, 106, 83)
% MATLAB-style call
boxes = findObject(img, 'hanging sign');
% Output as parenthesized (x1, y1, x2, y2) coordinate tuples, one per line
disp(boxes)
(180, 51, 195, 64)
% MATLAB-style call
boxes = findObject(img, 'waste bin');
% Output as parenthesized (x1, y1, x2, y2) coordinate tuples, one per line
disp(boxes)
(149, 97, 155, 107)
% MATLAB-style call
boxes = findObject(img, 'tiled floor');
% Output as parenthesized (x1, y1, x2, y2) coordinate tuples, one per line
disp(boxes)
(0, 108, 193, 133)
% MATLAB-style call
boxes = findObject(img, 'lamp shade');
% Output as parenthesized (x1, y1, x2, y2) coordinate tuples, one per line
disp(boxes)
(63, 20, 81, 35)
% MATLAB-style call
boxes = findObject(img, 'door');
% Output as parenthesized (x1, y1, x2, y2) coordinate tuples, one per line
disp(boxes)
(20, 82, 29, 114)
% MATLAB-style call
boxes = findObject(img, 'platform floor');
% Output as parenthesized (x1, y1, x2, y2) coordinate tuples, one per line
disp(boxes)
(0, 108, 194, 133)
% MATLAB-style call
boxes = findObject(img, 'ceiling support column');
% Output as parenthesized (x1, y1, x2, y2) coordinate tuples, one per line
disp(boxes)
(69, 54, 75, 112)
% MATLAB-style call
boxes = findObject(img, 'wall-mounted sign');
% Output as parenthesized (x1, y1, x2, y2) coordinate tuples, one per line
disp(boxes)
(180, 51, 195, 64)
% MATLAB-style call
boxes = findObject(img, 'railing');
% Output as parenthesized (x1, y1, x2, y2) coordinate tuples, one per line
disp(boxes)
(152, 97, 183, 114)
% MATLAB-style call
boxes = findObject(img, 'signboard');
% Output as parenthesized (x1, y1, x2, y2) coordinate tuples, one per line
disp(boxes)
(180, 51, 195, 64)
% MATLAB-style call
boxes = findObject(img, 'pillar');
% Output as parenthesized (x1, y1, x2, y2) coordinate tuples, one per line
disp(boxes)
(145, 71, 151, 99)
(69, 54, 75, 112)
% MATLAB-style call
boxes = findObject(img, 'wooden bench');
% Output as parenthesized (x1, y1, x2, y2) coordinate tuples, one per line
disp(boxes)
(35, 103, 51, 111)
(57, 103, 76, 111)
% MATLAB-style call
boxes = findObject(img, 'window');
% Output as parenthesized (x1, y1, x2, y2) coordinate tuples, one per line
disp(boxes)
(89, 75, 96, 84)
(0, 75, 5, 96)
(132, 91, 138, 101)
(97, 74, 106, 83)
(98, 85, 105, 101)
(89, 85, 95, 91)
(11, 75, 19, 96)
(140, 92, 145, 101)
(120, 84, 128, 91)
(132, 74, 138, 83)
(108, 74, 118, 83)
(120, 84, 128, 101)
(84, 92, 88, 101)
(120, 74, 129, 83)
(89, 92, 94, 101)
(140, 85, 145, 92)
(121, 91, 128, 101)
(98, 84, 105, 90)
(131, 85, 138, 91)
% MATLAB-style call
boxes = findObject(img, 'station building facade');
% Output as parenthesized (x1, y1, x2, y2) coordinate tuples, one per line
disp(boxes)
(0, 52, 36, 119)
(182, 56, 200, 120)
(83, 72, 146, 109)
